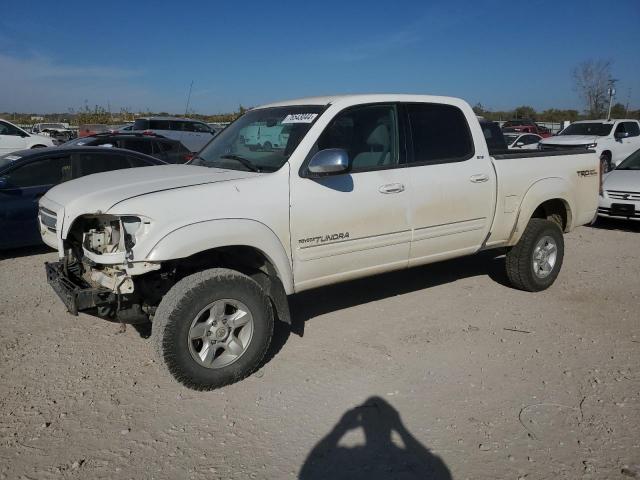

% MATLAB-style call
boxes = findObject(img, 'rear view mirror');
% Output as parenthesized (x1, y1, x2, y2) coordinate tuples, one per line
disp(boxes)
(307, 149, 349, 176)
(615, 131, 630, 139)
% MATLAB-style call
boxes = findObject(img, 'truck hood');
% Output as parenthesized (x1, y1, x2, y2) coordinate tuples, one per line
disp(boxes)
(604, 169, 640, 192)
(43, 164, 259, 216)
(540, 135, 599, 145)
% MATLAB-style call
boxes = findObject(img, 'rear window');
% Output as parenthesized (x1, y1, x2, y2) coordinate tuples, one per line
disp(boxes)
(406, 103, 474, 164)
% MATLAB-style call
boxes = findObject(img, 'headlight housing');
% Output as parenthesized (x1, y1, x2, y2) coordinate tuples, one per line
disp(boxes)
(81, 214, 150, 258)
(586, 143, 597, 149)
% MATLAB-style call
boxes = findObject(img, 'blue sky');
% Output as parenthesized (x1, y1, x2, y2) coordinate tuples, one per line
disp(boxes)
(1, 0, 639, 114)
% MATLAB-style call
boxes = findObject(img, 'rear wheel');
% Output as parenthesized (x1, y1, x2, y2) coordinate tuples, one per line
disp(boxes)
(506, 219, 564, 292)
(151, 268, 274, 390)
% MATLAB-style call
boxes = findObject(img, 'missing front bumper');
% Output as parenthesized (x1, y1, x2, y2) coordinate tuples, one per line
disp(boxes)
(45, 261, 116, 315)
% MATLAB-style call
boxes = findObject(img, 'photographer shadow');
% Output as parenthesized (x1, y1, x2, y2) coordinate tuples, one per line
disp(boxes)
(299, 396, 451, 480)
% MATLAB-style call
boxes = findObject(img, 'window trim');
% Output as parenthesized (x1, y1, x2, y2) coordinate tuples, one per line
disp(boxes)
(299, 102, 405, 178)
(403, 101, 476, 167)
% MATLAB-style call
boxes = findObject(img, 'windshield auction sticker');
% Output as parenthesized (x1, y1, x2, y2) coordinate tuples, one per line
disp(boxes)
(282, 113, 318, 124)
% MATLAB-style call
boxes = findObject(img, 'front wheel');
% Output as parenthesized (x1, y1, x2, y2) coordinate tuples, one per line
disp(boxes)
(151, 268, 274, 390)
(506, 218, 564, 292)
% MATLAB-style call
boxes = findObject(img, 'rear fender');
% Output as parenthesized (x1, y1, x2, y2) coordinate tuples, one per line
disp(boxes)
(508, 177, 574, 245)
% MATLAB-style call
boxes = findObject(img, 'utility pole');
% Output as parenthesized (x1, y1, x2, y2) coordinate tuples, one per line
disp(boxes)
(184, 80, 194, 117)
(606, 78, 618, 120)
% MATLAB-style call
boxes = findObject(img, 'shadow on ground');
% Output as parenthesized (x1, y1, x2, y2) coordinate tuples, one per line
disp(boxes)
(589, 217, 640, 233)
(0, 243, 53, 260)
(262, 250, 509, 369)
(299, 396, 451, 480)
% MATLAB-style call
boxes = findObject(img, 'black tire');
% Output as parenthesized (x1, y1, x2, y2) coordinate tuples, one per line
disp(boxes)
(151, 268, 273, 390)
(600, 152, 612, 173)
(506, 218, 564, 292)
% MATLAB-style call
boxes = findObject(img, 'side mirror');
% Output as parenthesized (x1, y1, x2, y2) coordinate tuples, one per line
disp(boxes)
(516, 141, 524, 147)
(615, 131, 630, 139)
(306, 149, 349, 176)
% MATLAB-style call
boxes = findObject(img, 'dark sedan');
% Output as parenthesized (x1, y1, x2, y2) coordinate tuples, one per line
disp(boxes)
(0, 147, 165, 249)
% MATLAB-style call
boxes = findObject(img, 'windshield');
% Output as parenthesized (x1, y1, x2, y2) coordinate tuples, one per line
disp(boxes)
(616, 148, 640, 170)
(190, 106, 323, 172)
(560, 122, 613, 136)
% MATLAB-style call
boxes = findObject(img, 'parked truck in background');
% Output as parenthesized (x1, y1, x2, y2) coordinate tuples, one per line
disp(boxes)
(40, 94, 599, 390)
(539, 119, 640, 171)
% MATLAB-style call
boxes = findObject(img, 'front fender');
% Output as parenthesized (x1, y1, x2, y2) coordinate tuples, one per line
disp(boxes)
(509, 177, 575, 245)
(146, 219, 294, 294)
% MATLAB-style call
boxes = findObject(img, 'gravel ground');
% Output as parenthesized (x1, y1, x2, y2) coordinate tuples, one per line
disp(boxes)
(1, 219, 638, 480)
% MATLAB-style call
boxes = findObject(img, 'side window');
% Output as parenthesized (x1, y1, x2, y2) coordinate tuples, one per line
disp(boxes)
(73, 152, 132, 177)
(149, 120, 172, 130)
(6, 156, 72, 187)
(406, 103, 474, 165)
(191, 122, 212, 133)
(122, 139, 153, 155)
(0, 121, 24, 136)
(622, 122, 640, 137)
(523, 135, 539, 145)
(316, 104, 398, 171)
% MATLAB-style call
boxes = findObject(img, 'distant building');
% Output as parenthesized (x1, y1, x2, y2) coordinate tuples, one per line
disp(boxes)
(30, 115, 44, 121)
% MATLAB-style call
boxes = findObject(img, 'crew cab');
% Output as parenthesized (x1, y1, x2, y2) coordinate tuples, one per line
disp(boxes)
(539, 119, 640, 171)
(39, 94, 599, 390)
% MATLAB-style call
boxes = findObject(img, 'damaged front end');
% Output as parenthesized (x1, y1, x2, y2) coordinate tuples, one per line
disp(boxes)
(46, 214, 166, 323)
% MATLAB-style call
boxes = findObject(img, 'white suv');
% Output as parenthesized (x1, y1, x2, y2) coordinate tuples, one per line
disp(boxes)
(539, 119, 640, 170)
(0, 119, 56, 154)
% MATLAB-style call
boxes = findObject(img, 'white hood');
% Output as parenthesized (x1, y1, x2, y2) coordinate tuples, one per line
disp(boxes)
(604, 169, 640, 193)
(540, 135, 598, 146)
(44, 164, 258, 212)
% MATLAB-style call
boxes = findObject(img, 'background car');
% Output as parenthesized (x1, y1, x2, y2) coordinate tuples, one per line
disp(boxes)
(0, 147, 165, 249)
(502, 119, 552, 137)
(31, 123, 76, 143)
(132, 117, 216, 152)
(0, 119, 56, 154)
(62, 133, 193, 163)
(503, 132, 542, 150)
(598, 147, 640, 221)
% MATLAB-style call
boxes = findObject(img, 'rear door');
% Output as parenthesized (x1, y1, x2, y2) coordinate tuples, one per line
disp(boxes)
(0, 155, 72, 248)
(403, 102, 496, 266)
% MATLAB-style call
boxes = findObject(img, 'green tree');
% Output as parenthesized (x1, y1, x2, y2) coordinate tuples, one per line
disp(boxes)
(609, 102, 627, 119)
(514, 105, 537, 120)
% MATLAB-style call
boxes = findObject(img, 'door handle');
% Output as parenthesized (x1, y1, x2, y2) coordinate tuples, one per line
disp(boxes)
(378, 183, 405, 194)
(469, 174, 489, 183)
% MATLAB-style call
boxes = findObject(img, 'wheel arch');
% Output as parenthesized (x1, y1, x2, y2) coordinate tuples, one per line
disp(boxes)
(146, 219, 294, 295)
(508, 177, 574, 246)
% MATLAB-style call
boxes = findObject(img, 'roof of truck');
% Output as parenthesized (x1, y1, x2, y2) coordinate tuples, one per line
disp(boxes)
(572, 119, 639, 124)
(257, 94, 465, 109)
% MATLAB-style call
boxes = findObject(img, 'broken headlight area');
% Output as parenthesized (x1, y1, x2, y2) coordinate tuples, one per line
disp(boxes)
(80, 215, 148, 259)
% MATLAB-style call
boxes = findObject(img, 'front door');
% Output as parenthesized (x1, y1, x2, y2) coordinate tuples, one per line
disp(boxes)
(402, 102, 496, 266)
(290, 104, 411, 291)
(0, 121, 28, 155)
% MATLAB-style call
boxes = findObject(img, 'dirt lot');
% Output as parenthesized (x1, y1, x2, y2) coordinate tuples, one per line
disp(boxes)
(1, 219, 638, 480)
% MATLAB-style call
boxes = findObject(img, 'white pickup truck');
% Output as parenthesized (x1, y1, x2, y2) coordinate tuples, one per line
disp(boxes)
(539, 119, 640, 170)
(40, 94, 599, 390)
